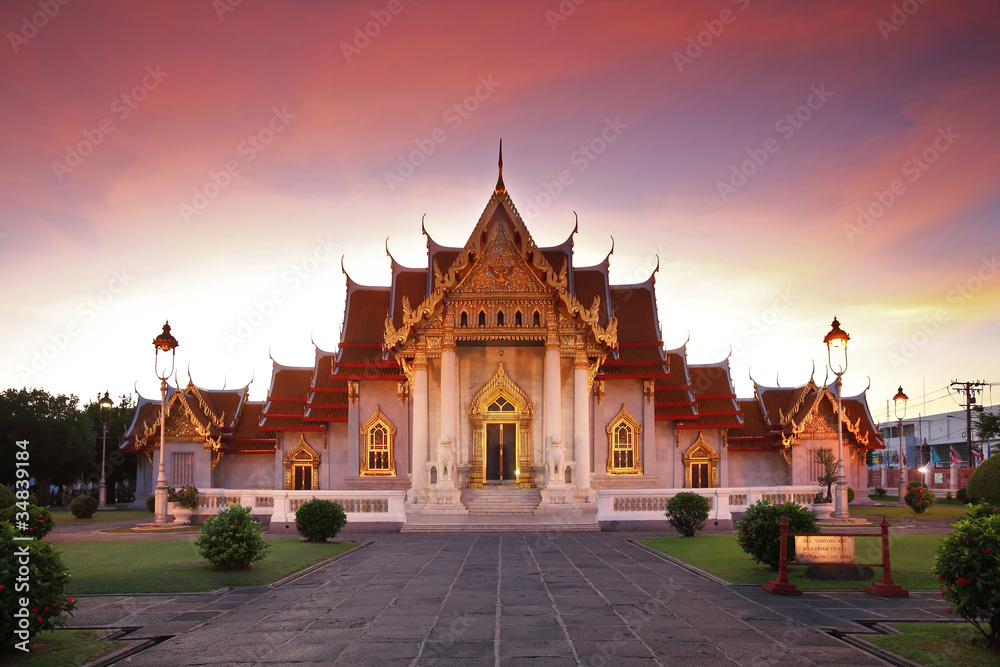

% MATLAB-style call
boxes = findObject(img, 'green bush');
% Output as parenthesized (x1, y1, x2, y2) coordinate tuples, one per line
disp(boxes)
(966, 454, 1000, 506)
(665, 492, 711, 537)
(933, 512, 1000, 649)
(735, 500, 818, 570)
(873, 486, 887, 497)
(963, 501, 1000, 521)
(0, 521, 77, 650)
(69, 494, 97, 519)
(847, 486, 855, 503)
(957, 487, 969, 503)
(905, 483, 935, 513)
(167, 485, 200, 510)
(294, 498, 347, 542)
(195, 504, 268, 569)
(144, 495, 155, 513)
(0, 504, 54, 539)
(0, 487, 14, 508)
(27, 495, 39, 506)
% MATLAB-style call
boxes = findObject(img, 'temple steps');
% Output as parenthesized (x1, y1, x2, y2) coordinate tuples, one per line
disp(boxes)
(461, 486, 541, 514)
(401, 520, 599, 533)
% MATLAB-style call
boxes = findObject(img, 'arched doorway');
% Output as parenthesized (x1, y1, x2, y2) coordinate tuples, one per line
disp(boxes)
(468, 363, 534, 488)
(683, 432, 719, 489)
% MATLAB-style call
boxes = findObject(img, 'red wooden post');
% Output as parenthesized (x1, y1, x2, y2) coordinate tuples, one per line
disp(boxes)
(864, 516, 908, 596)
(763, 518, 801, 595)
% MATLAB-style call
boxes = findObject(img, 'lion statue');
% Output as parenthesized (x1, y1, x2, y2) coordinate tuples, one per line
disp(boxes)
(437, 435, 456, 485)
(546, 435, 567, 486)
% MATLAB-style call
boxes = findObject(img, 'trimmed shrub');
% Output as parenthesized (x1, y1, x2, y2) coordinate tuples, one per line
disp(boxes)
(295, 498, 347, 542)
(0, 486, 14, 508)
(735, 500, 818, 570)
(933, 512, 1000, 649)
(69, 494, 98, 519)
(966, 454, 1000, 506)
(905, 483, 935, 513)
(27, 495, 39, 506)
(144, 495, 155, 513)
(0, 504, 54, 539)
(847, 486, 855, 503)
(0, 521, 77, 650)
(873, 486, 887, 498)
(665, 492, 711, 537)
(195, 504, 268, 569)
(957, 487, 969, 504)
(167, 485, 200, 510)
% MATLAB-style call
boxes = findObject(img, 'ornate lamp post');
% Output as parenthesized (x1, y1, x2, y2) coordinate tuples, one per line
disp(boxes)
(98, 391, 113, 508)
(893, 386, 908, 504)
(824, 317, 850, 521)
(152, 321, 179, 524)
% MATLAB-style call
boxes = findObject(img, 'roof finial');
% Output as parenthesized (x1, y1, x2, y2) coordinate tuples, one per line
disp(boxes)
(495, 139, 505, 194)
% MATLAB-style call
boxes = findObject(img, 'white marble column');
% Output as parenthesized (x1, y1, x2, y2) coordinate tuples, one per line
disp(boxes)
(347, 381, 360, 478)
(573, 350, 591, 489)
(544, 319, 562, 457)
(411, 350, 429, 493)
(440, 319, 457, 447)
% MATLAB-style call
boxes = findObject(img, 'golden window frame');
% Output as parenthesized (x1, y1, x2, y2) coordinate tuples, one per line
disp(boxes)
(682, 431, 719, 488)
(360, 405, 397, 477)
(283, 435, 320, 490)
(606, 404, 642, 475)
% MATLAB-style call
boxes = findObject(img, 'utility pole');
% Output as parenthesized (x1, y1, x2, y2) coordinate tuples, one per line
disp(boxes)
(951, 380, 986, 466)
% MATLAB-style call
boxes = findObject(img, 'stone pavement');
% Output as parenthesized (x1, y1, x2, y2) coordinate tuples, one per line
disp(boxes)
(69, 533, 951, 666)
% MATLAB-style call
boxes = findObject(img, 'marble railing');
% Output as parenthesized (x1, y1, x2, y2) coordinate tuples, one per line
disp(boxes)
(596, 486, 825, 522)
(191, 489, 406, 524)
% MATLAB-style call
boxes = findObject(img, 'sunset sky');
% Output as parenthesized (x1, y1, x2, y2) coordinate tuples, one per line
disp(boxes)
(2, 0, 998, 421)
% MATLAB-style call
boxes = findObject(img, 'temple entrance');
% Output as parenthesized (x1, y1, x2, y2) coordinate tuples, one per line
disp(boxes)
(468, 363, 535, 489)
(294, 465, 312, 490)
(691, 463, 709, 489)
(486, 423, 517, 482)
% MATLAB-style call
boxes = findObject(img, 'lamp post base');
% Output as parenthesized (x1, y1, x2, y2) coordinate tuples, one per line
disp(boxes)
(98, 482, 107, 509)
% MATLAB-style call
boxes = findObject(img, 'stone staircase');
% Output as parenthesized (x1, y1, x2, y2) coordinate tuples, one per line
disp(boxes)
(461, 485, 541, 514)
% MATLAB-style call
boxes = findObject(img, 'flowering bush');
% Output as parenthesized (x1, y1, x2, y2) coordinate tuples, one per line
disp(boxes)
(735, 500, 818, 570)
(294, 498, 347, 542)
(0, 504, 54, 539)
(905, 482, 935, 514)
(933, 513, 1000, 649)
(665, 492, 711, 537)
(0, 521, 76, 650)
(966, 454, 1000, 505)
(195, 504, 268, 569)
(167, 485, 200, 510)
(69, 494, 97, 518)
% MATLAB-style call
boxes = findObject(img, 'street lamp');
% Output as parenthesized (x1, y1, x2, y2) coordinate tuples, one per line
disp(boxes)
(893, 386, 908, 504)
(824, 317, 850, 521)
(152, 321, 178, 524)
(98, 391, 113, 508)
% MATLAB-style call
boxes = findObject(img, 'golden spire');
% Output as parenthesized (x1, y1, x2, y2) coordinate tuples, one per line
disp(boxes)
(495, 139, 505, 194)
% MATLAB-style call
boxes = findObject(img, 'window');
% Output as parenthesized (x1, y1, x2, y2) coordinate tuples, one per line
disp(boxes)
(532, 311, 541, 327)
(488, 396, 516, 412)
(809, 448, 833, 482)
(283, 436, 320, 490)
(606, 404, 642, 474)
(478, 310, 487, 326)
(515, 310, 523, 326)
(171, 452, 193, 486)
(460, 311, 468, 327)
(682, 433, 719, 488)
(497, 310, 505, 326)
(361, 406, 396, 477)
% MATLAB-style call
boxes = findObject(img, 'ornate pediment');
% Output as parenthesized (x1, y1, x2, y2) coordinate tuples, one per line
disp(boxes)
(452, 223, 549, 295)
(800, 409, 837, 437)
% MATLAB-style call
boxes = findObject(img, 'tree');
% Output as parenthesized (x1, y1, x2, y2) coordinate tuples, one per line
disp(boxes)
(82, 393, 137, 502)
(976, 411, 1000, 453)
(0, 388, 95, 505)
(814, 448, 837, 503)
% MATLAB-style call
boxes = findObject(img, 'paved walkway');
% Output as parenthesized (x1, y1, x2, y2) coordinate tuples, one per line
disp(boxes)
(68, 533, 950, 666)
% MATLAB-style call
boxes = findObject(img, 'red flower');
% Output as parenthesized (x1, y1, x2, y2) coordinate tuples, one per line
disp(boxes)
(67, 596, 74, 605)
(37, 616, 43, 622)
(984, 549, 993, 555)
(939, 575, 944, 582)
(957, 577, 970, 585)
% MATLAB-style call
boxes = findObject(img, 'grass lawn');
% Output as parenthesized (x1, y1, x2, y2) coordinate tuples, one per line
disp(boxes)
(851, 504, 968, 521)
(869, 495, 967, 506)
(59, 538, 358, 593)
(642, 534, 943, 590)
(864, 623, 999, 666)
(1, 629, 128, 666)
(49, 507, 153, 524)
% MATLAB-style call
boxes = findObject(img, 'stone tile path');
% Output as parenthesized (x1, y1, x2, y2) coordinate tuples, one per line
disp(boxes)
(71, 533, 950, 665)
